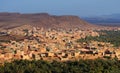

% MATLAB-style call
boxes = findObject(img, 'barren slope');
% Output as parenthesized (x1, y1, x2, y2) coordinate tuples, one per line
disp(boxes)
(0, 13, 95, 30)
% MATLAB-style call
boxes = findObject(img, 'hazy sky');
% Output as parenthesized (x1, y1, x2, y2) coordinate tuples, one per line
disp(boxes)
(0, 0, 120, 17)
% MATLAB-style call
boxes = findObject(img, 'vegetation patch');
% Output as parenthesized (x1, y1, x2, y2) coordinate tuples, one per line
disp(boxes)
(0, 59, 120, 73)
(77, 30, 120, 47)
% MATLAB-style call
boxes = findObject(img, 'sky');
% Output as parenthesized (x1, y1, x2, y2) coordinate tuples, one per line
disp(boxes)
(0, 0, 120, 17)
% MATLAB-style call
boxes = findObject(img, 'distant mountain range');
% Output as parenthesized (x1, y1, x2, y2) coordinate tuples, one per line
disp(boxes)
(0, 12, 118, 30)
(83, 14, 120, 26)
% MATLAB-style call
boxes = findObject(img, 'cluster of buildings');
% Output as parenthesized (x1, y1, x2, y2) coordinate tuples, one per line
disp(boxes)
(0, 27, 120, 64)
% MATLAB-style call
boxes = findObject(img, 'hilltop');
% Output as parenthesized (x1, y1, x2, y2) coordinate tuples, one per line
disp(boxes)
(0, 12, 98, 30)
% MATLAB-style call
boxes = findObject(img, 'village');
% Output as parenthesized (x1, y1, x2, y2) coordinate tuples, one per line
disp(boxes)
(0, 27, 120, 64)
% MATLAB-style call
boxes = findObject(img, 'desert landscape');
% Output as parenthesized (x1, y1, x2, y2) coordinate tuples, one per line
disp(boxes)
(0, 13, 120, 64)
(0, 0, 120, 73)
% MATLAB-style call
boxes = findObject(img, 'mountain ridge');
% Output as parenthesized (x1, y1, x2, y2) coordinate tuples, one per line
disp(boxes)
(83, 13, 120, 26)
(0, 12, 95, 30)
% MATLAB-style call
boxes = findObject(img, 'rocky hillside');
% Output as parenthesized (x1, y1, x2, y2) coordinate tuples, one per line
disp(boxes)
(0, 13, 95, 30)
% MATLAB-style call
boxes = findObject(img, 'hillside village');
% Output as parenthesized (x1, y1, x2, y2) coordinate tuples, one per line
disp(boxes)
(0, 27, 120, 64)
